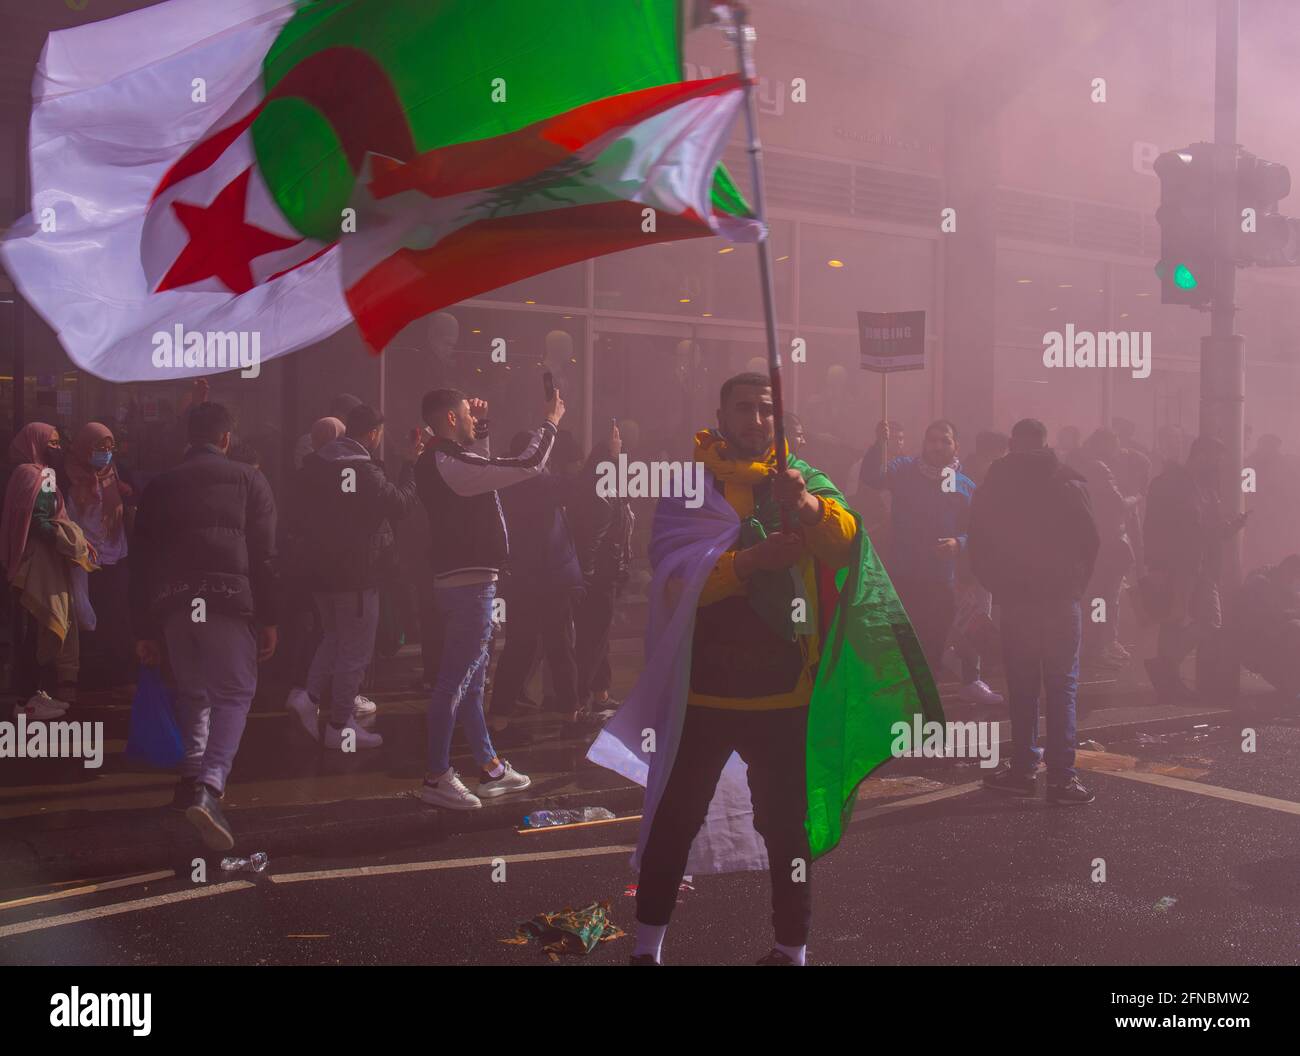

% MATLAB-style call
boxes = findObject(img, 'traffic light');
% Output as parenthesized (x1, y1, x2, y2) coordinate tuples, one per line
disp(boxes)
(1154, 144, 1215, 306)
(1235, 151, 1300, 267)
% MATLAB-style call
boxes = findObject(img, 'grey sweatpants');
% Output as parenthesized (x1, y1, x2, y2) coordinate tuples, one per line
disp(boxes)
(164, 609, 258, 796)
(306, 589, 379, 726)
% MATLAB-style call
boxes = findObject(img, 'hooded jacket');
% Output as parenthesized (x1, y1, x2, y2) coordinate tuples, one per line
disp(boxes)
(296, 436, 419, 593)
(968, 448, 1100, 604)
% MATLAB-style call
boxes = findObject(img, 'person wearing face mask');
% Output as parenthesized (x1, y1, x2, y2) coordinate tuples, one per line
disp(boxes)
(289, 404, 421, 751)
(65, 422, 135, 689)
(1, 422, 97, 719)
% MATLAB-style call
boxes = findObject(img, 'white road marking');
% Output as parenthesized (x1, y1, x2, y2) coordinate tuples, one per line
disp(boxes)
(0, 870, 175, 912)
(1104, 770, 1300, 815)
(269, 843, 638, 885)
(850, 780, 983, 821)
(9, 771, 1293, 939)
(0, 881, 254, 940)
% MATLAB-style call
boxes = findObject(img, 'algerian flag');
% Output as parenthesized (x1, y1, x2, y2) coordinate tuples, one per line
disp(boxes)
(0, 0, 759, 382)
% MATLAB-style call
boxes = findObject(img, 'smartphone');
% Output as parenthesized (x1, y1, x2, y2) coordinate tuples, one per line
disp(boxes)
(543, 371, 555, 401)
(611, 416, 618, 429)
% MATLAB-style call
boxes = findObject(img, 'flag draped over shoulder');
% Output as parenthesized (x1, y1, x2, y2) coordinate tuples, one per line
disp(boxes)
(0, 0, 759, 382)
(588, 464, 944, 875)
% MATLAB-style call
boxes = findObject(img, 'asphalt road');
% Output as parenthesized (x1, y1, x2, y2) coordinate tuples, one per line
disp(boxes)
(2, 719, 1299, 967)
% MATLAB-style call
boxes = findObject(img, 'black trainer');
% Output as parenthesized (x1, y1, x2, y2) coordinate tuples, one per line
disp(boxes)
(1047, 777, 1095, 805)
(185, 783, 235, 851)
(169, 776, 196, 812)
(756, 948, 798, 965)
(628, 954, 661, 965)
(982, 765, 1038, 796)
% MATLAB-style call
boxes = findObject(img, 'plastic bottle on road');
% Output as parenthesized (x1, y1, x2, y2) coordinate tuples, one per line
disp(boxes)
(522, 807, 616, 828)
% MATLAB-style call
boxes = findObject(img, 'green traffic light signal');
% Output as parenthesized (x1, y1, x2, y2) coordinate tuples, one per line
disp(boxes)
(1173, 263, 1198, 289)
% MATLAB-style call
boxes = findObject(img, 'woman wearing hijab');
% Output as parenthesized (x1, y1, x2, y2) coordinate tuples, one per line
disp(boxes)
(65, 422, 135, 689)
(0, 422, 97, 718)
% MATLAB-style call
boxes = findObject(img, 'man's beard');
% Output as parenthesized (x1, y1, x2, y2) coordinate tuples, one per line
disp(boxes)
(729, 436, 770, 459)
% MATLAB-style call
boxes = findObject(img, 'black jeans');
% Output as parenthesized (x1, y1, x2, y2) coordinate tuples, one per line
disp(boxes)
(637, 705, 812, 946)
(574, 579, 617, 705)
(489, 586, 580, 719)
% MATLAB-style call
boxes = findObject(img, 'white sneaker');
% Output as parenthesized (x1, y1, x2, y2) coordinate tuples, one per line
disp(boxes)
(420, 768, 482, 810)
(16, 691, 69, 720)
(957, 679, 1004, 706)
(285, 688, 319, 740)
(353, 694, 377, 717)
(477, 760, 532, 798)
(323, 719, 383, 751)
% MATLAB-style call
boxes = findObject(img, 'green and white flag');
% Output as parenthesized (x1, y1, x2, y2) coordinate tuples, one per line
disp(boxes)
(1, 0, 758, 380)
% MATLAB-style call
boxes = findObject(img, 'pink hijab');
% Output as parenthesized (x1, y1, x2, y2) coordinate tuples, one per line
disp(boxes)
(1, 423, 68, 583)
(66, 421, 128, 537)
(311, 416, 345, 450)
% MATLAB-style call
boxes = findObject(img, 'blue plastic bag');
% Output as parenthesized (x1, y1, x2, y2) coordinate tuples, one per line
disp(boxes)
(125, 667, 185, 768)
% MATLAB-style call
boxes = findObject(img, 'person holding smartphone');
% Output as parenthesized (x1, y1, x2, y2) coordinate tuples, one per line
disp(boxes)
(413, 384, 563, 810)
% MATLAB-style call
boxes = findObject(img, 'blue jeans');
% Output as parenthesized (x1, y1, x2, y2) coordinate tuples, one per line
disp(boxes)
(426, 581, 498, 775)
(1000, 598, 1081, 783)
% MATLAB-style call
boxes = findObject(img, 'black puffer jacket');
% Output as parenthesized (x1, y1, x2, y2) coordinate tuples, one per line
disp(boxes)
(295, 437, 418, 592)
(569, 454, 635, 584)
(129, 445, 279, 635)
(968, 448, 1100, 603)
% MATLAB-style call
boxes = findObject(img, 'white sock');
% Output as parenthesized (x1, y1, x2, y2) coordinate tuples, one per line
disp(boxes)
(633, 922, 667, 962)
(774, 942, 806, 966)
(484, 761, 505, 779)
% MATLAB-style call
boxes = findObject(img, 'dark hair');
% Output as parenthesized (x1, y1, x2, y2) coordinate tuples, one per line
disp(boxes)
(188, 402, 233, 446)
(925, 418, 958, 441)
(345, 404, 384, 438)
(719, 372, 770, 407)
(422, 388, 466, 426)
(1011, 418, 1048, 448)
(329, 393, 363, 420)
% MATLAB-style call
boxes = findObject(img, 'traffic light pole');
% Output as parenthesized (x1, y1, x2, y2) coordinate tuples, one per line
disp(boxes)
(1204, 0, 1244, 588)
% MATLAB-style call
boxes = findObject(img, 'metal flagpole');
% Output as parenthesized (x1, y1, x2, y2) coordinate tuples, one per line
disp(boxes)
(724, 2, 788, 475)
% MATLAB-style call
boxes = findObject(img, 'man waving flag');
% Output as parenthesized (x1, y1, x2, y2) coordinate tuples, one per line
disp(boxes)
(0, 0, 759, 381)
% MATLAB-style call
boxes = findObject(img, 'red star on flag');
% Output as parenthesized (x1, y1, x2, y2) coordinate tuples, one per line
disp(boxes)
(156, 168, 301, 294)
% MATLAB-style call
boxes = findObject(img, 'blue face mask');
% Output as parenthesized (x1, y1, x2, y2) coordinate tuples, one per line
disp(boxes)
(90, 451, 113, 469)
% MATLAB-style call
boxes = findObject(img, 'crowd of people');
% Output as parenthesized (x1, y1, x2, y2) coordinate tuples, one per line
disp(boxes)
(2, 370, 1296, 871)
